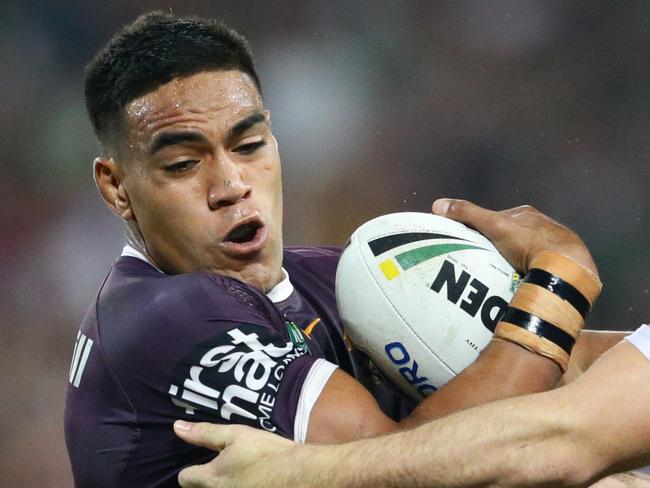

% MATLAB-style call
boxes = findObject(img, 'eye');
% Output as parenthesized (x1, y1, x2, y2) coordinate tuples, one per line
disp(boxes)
(234, 140, 267, 155)
(165, 160, 199, 173)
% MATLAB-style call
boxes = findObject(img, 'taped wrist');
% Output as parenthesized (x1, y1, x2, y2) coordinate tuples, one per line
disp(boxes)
(494, 251, 602, 372)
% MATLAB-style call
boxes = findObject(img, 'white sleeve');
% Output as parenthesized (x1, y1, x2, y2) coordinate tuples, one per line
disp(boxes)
(624, 325, 650, 361)
(293, 358, 338, 443)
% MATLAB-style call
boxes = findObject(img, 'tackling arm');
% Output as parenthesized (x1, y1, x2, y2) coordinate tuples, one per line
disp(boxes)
(305, 336, 564, 443)
(562, 330, 629, 384)
(304, 327, 629, 443)
(175, 336, 650, 488)
(329, 338, 650, 487)
(305, 328, 630, 442)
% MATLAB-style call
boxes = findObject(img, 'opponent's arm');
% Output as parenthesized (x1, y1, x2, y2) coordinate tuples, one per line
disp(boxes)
(174, 335, 650, 488)
(305, 339, 560, 442)
(305, 328, 614, 441)
(355, 338, 650, 488)
(331, 337, 650, 487)
(563, 329, 629, 384)
(405, 329, 629, 424)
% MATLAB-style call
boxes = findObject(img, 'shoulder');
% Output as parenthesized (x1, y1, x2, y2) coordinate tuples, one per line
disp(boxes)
(97, 257, 280, 339)
(283, 246, 342, 283)
(284, 246, 342, 261)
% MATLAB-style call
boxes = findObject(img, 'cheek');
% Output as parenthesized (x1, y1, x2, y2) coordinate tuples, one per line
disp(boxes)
(249, 154, 282, 195)
(265, 152, 283, 191)
(264, 161, 283, 215)
(131, 179, 206, 235)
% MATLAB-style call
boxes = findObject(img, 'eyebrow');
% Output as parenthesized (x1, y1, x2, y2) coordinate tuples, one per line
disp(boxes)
(227, 111, 266, 140)
(148, 131, 209, 156)
(147, 112, 267, 156)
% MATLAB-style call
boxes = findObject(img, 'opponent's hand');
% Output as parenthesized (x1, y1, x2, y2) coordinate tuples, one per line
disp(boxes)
(432, 198, 598, 278)
(174, 421, 298, 488)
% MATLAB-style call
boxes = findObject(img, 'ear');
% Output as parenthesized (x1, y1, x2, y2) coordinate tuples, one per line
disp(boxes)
(94, 157, 135, 221)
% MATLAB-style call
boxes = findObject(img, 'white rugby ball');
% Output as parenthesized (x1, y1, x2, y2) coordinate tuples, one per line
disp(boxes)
(335, 212, 520, 401)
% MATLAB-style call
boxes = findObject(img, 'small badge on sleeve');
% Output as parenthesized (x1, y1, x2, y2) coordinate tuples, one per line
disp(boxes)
(285, 319, 310, 355)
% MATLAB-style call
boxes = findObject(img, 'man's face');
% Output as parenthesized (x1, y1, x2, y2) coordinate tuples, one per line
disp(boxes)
(116, 70, 283, 292)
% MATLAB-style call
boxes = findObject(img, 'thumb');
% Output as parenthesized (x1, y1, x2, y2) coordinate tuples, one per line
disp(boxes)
(178, 464, 211, 488)
(432, 198, 506, 241)
(431, 198, 454, 217)
(174, 421, 231, 451)
(432, 198, 491, 222)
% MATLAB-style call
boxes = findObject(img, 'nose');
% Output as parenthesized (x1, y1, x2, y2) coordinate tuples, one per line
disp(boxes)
(207, 157, 252, 210)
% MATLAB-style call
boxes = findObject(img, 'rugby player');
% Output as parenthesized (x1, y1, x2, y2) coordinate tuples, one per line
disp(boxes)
(64, 13, 623, 487)
(173, 199, 650, 488)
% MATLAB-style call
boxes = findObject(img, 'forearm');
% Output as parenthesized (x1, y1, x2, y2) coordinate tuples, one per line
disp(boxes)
(593, 472, 650, 487)
(561, 330, 629, 384)
(296, 340, 650, 488)
(402, 329, 627, 427)
(394, 392, 594, 488)
(400, 339, 562, 428)
(297, 389, 591, 488)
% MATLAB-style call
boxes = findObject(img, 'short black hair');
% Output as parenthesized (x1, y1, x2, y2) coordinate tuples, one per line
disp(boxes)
(85, 11, 261, 153)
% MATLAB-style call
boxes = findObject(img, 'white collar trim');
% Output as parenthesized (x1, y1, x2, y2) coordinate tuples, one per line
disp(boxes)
(266, 268, 294, 303)
(120, 244, 294, 301)
(122, 244, 151, 263)
(121, 244, 163, 273)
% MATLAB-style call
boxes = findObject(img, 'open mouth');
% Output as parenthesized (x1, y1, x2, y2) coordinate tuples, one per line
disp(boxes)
(224, 221, 263, 244)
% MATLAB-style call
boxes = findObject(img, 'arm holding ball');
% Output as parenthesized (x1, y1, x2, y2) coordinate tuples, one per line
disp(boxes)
(403, 199, 602, 425)
(173, 200, 649, 488)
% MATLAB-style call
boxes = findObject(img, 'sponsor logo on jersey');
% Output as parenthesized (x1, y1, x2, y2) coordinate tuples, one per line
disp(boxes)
(169, 325, 308, 433)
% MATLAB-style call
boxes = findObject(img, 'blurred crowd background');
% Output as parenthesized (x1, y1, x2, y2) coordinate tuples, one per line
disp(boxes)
(2, 0, 649, 485)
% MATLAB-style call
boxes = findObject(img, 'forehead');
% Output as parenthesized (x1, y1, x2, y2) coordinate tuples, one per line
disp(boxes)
(124, 70, 262, 137)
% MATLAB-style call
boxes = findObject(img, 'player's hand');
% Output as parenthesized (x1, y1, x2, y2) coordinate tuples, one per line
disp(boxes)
(174, 421, 297, 488)
(432, 198, 598, 278)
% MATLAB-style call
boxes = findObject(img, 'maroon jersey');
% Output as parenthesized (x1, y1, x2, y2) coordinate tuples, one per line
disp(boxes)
(64, 246, 415, 487)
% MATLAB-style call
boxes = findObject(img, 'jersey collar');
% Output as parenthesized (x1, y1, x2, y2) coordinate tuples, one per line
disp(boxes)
(120, 244, 294, 303)
(265, 268, 294, 303)
(121, 245, 163, 272)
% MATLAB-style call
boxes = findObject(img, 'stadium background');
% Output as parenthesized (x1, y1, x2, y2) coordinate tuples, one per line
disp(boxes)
(1, 1, 649, 485)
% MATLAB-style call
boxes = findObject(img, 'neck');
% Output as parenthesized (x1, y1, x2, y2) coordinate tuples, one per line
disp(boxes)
(124, 222, 159, 268)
